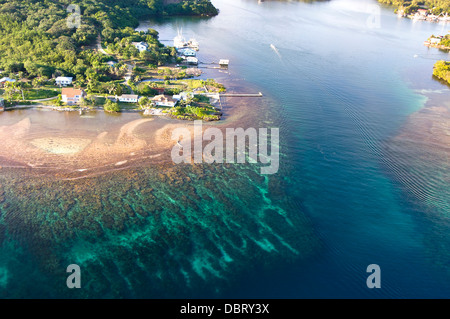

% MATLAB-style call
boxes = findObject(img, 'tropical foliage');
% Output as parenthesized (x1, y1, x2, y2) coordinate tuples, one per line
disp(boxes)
(0, 0, 217, 84)
(378, 0, 450, 14)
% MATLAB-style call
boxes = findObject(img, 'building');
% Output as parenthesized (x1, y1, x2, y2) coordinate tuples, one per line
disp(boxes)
(117, 94, 139, 103)
(173, 92, 194, 101)
(61, 88, 86, 105)
(418, 9, 428, 16)
(430, 37, 441, 45)
(55, 76, 73, 86)
(151, 95, 178, 107)
(153, 87, 166, 95)
(186, 57, 198, 65)
(0, 77, 16, 87)
(132, 42, 149, 52)
(219, 59, 229, 68)
(178, 48, 196, 57)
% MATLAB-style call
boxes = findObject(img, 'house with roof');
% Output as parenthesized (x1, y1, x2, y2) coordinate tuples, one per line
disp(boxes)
(173, 92, 194, 101)
(153, 87, 166, 95)
(185, 57, 198, 65)
(61, 88, 86, 105)
(0, 77, 16, 87)
(151, 94, 178, 107)
(219, 59, 229, 68)
(117, 94, 139, 103)
(55, 76, 73, 86)
(178, 48, 196, 57)
(417, 9, 428, 16)
(132, 42, 149, 52)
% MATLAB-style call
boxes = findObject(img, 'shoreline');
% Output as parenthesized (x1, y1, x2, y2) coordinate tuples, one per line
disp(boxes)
(0, 90, 257, 178)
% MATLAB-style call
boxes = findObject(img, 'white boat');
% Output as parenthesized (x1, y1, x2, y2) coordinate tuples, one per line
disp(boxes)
(188, 38, 199, 50)
(174, 28, 187, 49)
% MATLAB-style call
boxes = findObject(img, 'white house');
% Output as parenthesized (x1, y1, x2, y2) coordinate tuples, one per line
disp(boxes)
(178, 48, 196, 57)
(117, 94, 139, 103)
(132, 42, 149, 52)
(186, 57, 198, 65)
(152, 95, 178, 107)
(61, 88, 86, 105)
(173, 92, 194, 101)
(219, 59, 229, 67)
(55, 76, 73, 86)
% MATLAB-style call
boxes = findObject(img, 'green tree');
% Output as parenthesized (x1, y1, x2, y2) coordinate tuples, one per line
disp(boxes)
(138, 96, 150, 109)
(104, 98, 120, 112)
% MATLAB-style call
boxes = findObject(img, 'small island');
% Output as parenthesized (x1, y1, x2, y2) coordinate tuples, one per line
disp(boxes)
(378, 0, 450, 21)
(424, 34, 450, 50)
(0, 0, 226, 121)
(433, 60, 450, 85)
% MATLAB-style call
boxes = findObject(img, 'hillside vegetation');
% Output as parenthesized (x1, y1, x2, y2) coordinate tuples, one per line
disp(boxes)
(433, 60, 450, 85)
(378, 0, 450, 14)
(0, 0, 217, 82)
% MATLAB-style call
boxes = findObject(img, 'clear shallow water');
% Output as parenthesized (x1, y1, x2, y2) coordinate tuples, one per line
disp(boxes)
(1, 0, 450, 298)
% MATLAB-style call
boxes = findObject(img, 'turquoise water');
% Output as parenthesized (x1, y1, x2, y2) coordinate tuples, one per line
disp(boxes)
(1, 0, 450, 298)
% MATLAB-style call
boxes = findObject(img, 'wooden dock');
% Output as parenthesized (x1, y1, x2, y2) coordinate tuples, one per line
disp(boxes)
(198, 92, 263, 98)
(219, 92, 263, 97)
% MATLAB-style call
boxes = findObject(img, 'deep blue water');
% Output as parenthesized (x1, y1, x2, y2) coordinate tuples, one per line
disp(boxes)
(138, 0, 450, 298)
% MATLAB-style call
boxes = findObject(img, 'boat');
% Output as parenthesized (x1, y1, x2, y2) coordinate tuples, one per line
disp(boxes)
(188, 38, 199, 51)
(173, 28, 200, 50)
(173, 28, 187, 49)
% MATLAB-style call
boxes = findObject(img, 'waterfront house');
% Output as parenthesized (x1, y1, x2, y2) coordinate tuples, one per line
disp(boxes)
(151, 94, 178, 107)
(132, 42, 149, 52)
(173, 92, 194, 101)
(186, 57, 198, 65)
(0, 77, 16, 87)
(219, 59, 230, 68)
(418, 9, 428, 16)
(430, 37, 441, 45)
(55, 76, 73, 86)
(117, 94, 139, 103)
(61, 88, 86, 105)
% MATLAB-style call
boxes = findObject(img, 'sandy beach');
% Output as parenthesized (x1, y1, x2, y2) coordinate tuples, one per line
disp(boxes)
(0, 110, 237, 177)
(0, 116, 176, 174)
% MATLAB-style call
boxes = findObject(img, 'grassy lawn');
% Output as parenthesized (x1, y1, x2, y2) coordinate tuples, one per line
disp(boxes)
(117, 102, 139, 110)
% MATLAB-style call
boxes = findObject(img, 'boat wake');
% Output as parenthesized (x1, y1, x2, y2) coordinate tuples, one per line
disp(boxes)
(270, 44, 282, 59)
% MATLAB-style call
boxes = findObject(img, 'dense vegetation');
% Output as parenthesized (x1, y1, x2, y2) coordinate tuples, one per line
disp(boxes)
(440, 34, 450, 47)
(170, 95, 222, 121)
(0, 0, 218, 85)
(103, 98, 121, 112)
(378, 0, 450, 14)
(433, 60, 450, 85)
